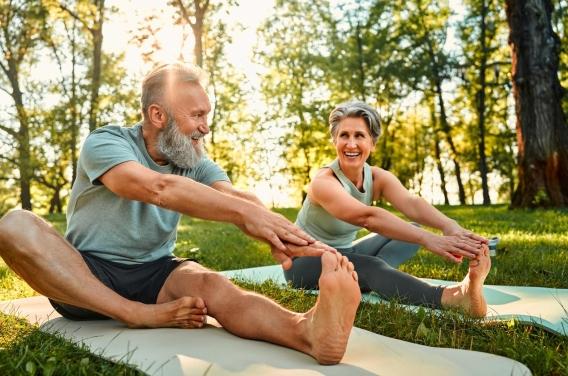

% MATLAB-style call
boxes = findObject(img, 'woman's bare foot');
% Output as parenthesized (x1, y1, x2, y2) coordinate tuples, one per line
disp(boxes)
(441, 245, 491, 317)
(125, 296, 207, 329)
(304, 252, 361, 365)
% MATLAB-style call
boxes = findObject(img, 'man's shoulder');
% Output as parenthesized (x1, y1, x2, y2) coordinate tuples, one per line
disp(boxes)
(89, 124, 139, 140)
(84, 124, 142, 152)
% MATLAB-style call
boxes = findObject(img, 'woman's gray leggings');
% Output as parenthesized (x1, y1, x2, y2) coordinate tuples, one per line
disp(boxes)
(284, 233, 444, 308)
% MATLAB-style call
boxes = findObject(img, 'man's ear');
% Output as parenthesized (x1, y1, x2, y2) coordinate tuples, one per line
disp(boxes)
(147, 104, 168, 129)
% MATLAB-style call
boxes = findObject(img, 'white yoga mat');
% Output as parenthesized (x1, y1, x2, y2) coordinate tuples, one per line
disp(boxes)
(1, 296, 531, 376)
(222, 265, 568, 336)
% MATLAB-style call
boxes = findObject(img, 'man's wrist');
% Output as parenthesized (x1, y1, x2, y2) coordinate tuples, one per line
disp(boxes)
(234, 199, 259, 225)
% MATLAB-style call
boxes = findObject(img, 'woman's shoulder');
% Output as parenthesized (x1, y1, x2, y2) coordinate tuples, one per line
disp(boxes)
(369, 165, 397, 180)
(314, 166, 336, 180)
(369, 166, 399, 200)
(370, 165, 384, 181)
(308, 167, 341, 202)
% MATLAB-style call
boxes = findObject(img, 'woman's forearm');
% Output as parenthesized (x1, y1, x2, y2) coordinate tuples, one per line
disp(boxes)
(360, 206, 437, 246)
(402, 197, 458, 233)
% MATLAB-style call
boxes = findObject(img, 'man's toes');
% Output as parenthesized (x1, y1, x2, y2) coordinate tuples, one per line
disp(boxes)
(190, 314, 206, 322)
(193, 297, 206, 309)
(352, 270, 358, 282)
(321, 251, 338, 273)
(346, 261, 355, 273)
(340, 255, 349, 269)
(191, 319, 205, 328)
(190, 307, 207, 315)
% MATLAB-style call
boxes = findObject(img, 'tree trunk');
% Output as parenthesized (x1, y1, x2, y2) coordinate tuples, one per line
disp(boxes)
(8, 64, 33, 211)
(378, 117, 392, 170)
(176, 0, 210, 67)
(88, 0, 105, 133)
(71, 18, 79, 185)
(476, 0, 491, 205)
(355, 21, 367, 102)
(430, 102, 450, 205)
(506, 0, 568, 207)
(48, 188, 63, 214)
(434, 78, 467, 205)
(424, 32, 467, 205)
(434, 138, 450, 205)
(192, 20, 204, 67)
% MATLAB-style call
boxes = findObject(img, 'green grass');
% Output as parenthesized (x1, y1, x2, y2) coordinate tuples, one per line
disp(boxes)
(1, 205, 567, 375)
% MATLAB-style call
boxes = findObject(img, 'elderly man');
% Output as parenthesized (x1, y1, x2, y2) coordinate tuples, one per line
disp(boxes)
(0, 64, 360, 365)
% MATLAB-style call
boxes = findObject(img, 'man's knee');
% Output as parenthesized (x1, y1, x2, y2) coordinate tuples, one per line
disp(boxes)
(0, 210, 44, 247)
(197, 271, 233, 292)
(0, 209, 34, 236)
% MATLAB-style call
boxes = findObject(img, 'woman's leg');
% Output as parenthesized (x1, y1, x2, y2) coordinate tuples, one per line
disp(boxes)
(352, 232, 420, 268)
(347, 253, 444, 307)
(285, 246, 491, 316)
(284, 256, 322, 289)
(285, 253, 443, 308)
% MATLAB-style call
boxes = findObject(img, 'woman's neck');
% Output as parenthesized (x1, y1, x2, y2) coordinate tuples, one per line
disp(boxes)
(338, 160, 364, 190)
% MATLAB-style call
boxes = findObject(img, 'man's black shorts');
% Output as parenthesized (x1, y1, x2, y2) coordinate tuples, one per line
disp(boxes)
(49, 252, 188, 321)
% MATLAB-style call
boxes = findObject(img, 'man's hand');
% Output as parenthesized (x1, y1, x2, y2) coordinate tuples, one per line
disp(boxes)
(423, 233, 483, 263)
(239, 206, 315, 252)
(272, 241, 337, 270)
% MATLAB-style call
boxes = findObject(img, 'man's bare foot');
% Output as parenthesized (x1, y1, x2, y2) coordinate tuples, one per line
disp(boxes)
(441, 245, 491, 317)
(125, 296, 207, 329)
(304, 252, 360, 365)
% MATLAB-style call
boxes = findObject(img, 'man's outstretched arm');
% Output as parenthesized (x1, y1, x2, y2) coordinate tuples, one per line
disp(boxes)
(99, 161, 314, 251)
(211, 181, 335, 269)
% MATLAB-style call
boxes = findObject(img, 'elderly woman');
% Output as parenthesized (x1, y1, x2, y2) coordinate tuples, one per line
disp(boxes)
(284, 101, 491, 317)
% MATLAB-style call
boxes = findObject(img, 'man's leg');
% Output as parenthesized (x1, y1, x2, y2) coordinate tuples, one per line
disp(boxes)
(0, 210, 205, 328)
(157, 252, 361, 365)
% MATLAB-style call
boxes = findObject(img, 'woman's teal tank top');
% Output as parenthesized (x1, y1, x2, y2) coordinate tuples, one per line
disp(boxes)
(295, 159, 373, 249)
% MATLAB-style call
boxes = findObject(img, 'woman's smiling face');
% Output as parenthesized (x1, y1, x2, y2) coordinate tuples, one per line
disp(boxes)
(333, 117, 375, 168)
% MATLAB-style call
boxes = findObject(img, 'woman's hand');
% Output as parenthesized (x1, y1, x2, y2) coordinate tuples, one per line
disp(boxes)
(442, 221, 488, 244)
(422, 233, 483, 263)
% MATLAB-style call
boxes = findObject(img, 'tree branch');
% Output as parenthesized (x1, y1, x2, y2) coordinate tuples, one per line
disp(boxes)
(59, 3, 92, 32)
(175, 0, 196, 27)
(0, 123, 17, 137)
(45, 34, 70, 99)
(0, 60, 9, 76)
(0, 85, 12, 96)
(0, 153, 17, 165)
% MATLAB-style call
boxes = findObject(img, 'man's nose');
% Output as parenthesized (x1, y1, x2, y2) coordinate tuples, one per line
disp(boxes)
(199, 121, 210, 135)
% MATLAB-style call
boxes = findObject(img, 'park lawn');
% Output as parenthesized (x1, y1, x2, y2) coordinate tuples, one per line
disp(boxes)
(0, 205, 567, 375)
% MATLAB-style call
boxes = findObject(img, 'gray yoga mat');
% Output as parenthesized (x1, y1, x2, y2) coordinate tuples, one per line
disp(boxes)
(222, 264, 568, 336)
(1, 296, 531, 376)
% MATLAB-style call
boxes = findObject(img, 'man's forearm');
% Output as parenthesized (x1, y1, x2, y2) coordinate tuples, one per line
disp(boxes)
(153, 174, 259, 225)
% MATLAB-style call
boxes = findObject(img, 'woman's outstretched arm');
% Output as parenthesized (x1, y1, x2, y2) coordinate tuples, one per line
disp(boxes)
(373, 167, 487, 243)
(309, 169, 482, 263)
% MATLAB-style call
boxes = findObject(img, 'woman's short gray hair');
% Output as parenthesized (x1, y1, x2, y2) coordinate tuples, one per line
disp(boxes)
(329, 101, 381, 143)
(141, 63, 208, 119)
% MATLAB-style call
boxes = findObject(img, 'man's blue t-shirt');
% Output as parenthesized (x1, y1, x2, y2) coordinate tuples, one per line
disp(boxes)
(65, 123, 229, 264)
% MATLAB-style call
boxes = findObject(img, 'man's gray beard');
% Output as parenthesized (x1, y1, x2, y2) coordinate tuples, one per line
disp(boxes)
(157, 118, 204, 169)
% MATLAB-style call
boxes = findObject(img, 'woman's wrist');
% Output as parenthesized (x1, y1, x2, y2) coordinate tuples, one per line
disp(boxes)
(441, 219, 461, 235)
(417, 230, 438, 248)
